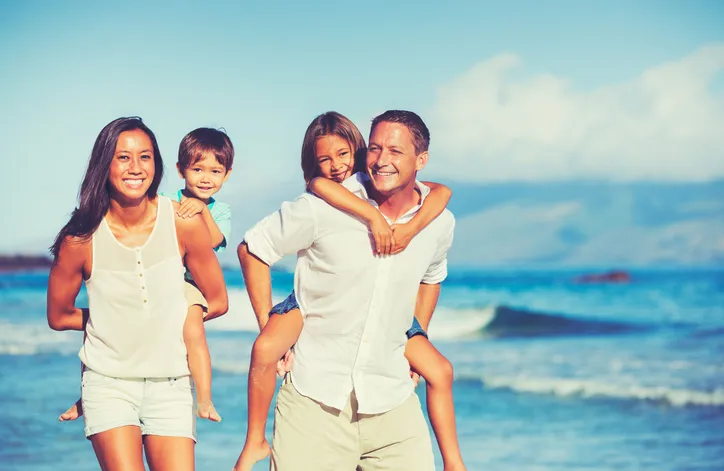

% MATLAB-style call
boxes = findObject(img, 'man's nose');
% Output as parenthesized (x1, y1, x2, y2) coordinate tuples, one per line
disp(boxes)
(376, 149, 392, 167)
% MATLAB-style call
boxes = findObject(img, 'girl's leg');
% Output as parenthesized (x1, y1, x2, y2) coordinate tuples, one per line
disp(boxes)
(89, 425, 145, 471)
(144, 435, 195, 471)
(406, 336, 466, 471)
(233, 308, 304, 471)
(183, 304, 220, 421)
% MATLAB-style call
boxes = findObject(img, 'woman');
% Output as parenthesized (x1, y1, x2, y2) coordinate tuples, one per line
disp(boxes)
(47, 117, 228, 471)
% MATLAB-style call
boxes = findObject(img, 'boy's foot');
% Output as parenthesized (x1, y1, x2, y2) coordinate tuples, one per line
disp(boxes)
(232, 440, 271, 471)
(196, 400, 222, 422)
(59, 399, 83, 422)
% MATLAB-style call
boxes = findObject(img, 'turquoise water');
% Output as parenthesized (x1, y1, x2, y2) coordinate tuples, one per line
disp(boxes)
(1, 268, 723, 470)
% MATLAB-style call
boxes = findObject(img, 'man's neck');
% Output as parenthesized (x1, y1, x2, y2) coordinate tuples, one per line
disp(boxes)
(367, 180, 421, 222)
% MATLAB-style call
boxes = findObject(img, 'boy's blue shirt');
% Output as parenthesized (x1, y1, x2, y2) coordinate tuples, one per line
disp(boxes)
(162, 189, 232, 253)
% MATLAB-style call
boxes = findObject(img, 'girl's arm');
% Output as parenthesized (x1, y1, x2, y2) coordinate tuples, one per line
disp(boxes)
(47, 237, 90, 331)
(391, 182, 452, 254)
(177, 214, 229, 320)
(308, 177, 394, 255)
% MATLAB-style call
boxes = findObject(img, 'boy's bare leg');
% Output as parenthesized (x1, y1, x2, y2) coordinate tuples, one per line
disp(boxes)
(406, 335, 466, 471)
(184, 304, 220, 422)
(233, 308, 303, 471)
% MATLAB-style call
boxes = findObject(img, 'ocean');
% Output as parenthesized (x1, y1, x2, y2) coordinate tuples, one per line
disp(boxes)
(1, 267, 722, 470)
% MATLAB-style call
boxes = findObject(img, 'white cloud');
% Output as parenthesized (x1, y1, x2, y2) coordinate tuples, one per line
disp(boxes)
(427, 44, 724, 182)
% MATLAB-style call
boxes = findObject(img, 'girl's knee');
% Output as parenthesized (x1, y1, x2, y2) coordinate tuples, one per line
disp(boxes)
(252, 332, 284, 364)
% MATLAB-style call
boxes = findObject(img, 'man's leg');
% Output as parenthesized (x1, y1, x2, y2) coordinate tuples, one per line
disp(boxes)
(357, 392, 435, 471)
(270, 377, 359, 471)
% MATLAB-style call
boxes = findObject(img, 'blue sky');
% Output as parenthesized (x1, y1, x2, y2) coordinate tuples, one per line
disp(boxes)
(2, 0, 723, 252)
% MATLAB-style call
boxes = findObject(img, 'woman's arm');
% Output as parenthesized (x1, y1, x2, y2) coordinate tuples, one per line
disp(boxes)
(308, 177, 394, 255)
(177, 214, 229, 320)
(47, 237, 90, 331)
(391, 182, 451, 254)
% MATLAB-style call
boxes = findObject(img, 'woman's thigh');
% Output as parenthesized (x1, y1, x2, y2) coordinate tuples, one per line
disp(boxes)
(144, 435, 195, 471)
(90, 425, 145, 471)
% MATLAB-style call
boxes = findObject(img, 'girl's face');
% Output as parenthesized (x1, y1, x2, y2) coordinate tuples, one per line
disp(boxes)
(314, 134, 354, 183)
(107, 129, 155, 202)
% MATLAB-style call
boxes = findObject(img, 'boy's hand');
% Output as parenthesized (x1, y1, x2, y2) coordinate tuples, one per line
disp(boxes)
(177, 197, 207, 219)
(370, 213, 395, 256)
(390, 223, 416, 255)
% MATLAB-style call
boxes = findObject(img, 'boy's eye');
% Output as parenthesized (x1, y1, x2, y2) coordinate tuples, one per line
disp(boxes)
(213, 170, 222, 174)
(192, 168, 201, 172)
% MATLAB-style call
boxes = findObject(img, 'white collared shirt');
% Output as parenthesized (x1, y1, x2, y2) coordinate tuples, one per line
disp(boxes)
(244, 173, 455, 414)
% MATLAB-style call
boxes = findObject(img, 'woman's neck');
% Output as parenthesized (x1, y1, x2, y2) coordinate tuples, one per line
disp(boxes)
(107, 195, 154, 229)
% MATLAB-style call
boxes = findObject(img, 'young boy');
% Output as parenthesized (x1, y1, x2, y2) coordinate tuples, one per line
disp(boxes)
(59, 127, 234, 423)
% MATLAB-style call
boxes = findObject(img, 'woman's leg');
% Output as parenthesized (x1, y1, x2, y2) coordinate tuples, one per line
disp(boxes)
(144, 435, 195, 471)
(183, 304, 220, 421)
(90, 426, 145, 471)
(406, 336, 466, 471)
(233, 308, 304, 471)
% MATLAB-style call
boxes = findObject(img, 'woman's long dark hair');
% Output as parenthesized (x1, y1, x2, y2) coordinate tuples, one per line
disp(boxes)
(50, 117, 164, 259)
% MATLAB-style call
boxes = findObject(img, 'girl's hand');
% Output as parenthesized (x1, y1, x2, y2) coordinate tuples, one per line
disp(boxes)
(390, 222, 416, 254)
(177, 197, 207, 218)
(369, 213, 395, 255)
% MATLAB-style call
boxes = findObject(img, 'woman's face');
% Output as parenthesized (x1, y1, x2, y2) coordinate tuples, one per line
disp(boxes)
(107, 129, 155, 202)
(314, 134, 354, 183)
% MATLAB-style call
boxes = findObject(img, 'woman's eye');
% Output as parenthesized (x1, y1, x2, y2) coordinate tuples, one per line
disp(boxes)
(141, 154, 152, 160)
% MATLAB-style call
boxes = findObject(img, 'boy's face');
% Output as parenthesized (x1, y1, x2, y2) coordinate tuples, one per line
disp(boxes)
(177, 151, 231, 201)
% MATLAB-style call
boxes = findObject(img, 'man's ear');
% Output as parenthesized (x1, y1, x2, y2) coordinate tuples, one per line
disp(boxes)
(176, 162, 185, 179)
(223, 168, 233, 183)
(415, 151, 429, 171)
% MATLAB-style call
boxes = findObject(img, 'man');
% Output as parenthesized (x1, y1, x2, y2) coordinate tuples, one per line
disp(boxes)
(239, 110, 455, 470)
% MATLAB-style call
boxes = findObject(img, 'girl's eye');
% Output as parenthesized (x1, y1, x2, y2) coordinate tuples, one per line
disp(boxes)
(319, 158, 330, 164)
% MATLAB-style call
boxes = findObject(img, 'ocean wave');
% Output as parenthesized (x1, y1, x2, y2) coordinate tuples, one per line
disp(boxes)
(476, 374, 724, 407)
(0, 321, 80, 356)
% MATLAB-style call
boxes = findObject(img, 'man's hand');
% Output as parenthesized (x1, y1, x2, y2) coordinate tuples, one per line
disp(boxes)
(410, 370, 420, 388)
(276, 348, 295, 377)
(177, 197, 207, 219)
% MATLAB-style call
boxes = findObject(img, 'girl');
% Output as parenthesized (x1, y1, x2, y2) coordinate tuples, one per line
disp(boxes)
(234, 112, 466, 471)
(47, 117, 227, 471)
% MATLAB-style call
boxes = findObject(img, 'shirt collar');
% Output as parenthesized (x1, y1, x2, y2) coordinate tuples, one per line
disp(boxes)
(342, 173, 431, 222)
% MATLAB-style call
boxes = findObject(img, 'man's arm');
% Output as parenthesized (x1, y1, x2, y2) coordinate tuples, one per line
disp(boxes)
(238, 242, 273, 330)
(413, 282, 441, 331)
(47, 237, 90, 331)
(240, 195, 317, 330)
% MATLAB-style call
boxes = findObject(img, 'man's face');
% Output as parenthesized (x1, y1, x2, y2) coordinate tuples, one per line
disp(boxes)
(366, 122, 427, 196)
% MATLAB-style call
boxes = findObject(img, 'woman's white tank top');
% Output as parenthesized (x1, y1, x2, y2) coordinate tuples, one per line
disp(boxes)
(78, 196, 190, 378)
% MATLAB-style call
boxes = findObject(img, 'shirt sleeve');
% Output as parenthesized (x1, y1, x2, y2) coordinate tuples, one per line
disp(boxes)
(422, 214, 455, 284)
(212, 202, 232, 253)
(243, 195, 317, 266)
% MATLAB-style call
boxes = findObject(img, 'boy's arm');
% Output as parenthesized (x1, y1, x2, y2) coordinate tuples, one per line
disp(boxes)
(308, 177, 394, 255)
(200, 207, 227, 250)
(391, 182, 451, 254)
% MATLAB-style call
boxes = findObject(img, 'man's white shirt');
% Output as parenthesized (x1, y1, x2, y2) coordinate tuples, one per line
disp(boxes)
(244, 173, 455, 414)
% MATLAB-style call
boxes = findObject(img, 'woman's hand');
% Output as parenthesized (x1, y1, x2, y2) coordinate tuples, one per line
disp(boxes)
(369, 212, 395, 255)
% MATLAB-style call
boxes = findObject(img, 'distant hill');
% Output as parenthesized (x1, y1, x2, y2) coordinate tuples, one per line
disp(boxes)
(445, 180, 724, 267)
